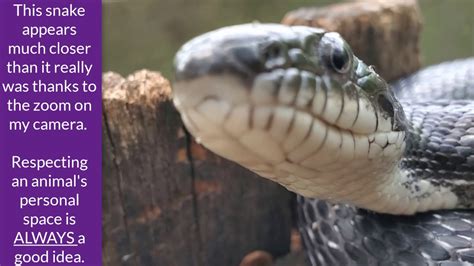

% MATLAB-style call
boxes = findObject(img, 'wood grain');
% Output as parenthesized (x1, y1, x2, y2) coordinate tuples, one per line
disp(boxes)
(102, 71, 293, 266)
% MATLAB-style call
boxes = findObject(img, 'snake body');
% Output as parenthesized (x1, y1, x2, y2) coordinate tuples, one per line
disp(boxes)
(298, 59, 474, 265)
(172, 24, 474, 264)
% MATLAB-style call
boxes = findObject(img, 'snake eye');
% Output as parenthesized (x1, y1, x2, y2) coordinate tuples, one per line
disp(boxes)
(331, 45, 350, 73)
(320, 32, 352, 74)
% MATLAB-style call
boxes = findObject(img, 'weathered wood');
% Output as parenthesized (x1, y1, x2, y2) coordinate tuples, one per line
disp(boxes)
(282, 0, 422, 82)
(102, 71, 293, 266)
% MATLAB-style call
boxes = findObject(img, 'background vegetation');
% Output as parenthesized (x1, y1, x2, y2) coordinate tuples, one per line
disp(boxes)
(103, 0, 473, 79)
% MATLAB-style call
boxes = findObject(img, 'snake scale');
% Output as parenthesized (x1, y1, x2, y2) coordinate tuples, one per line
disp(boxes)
(172, 23, 474, 265)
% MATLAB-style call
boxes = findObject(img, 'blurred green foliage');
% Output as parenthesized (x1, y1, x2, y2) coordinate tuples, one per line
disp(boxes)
(103, 0, 473, 79)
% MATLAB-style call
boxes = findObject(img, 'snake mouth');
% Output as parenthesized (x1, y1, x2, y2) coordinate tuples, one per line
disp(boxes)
(173, 68, 406, 171)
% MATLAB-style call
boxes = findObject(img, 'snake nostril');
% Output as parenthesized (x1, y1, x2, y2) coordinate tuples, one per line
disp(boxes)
(262, 43, 286, 68)
(263, 45, 281, 60)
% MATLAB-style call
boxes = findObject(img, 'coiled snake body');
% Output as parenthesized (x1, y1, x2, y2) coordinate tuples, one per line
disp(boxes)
(172, 24, 474, 265)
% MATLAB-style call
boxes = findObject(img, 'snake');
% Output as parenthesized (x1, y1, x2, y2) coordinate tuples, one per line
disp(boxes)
(172, 23, 474, 265)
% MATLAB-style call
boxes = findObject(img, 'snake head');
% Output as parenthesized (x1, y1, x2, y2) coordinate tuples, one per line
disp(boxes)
(173, 23, 405, 135)
(173, 23, 408, 201)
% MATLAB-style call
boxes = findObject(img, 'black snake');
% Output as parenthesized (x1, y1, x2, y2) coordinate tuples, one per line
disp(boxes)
(172, 23, 474, 265)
